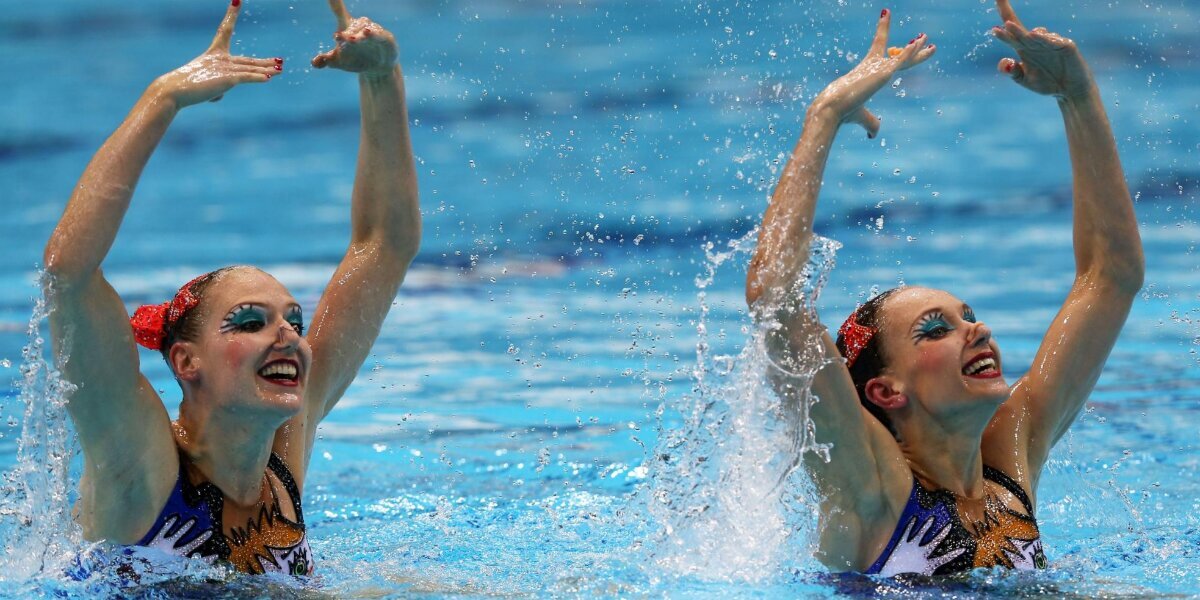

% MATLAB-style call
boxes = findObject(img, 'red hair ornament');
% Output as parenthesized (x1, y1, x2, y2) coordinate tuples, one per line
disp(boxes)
(129, 275, 207, 351)
(837, 310, 877, 368)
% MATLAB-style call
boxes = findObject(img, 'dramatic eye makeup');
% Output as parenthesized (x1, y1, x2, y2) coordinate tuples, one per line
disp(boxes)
(286, 305, 304, 336)
(912, 310, 953, 342)
(219, 304, 268, 334)
(962, 305, 977, 323)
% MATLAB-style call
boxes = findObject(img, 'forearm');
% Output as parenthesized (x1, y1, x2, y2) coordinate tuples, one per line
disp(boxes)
(44, 84, 178, 283)
(1059, 87, 1144, 290)
(350, 65, 420, 260)
(746, 106, 841, 310)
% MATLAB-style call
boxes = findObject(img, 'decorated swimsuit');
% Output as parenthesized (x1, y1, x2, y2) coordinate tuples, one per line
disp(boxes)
(866, 465, 1047, 577)
(134, 452, 314, 576)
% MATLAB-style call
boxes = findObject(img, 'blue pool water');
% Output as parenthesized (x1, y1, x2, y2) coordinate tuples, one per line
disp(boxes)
(2, 0, 1198, 596)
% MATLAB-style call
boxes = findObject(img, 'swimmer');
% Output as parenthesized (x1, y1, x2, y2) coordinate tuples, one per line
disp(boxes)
(41, 0, 419, 576)
(745, 1, 1142, 576)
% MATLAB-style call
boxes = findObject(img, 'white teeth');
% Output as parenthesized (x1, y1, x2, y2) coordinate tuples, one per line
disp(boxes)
(964, 357, 997, 376)
(259, 362, 298, 379)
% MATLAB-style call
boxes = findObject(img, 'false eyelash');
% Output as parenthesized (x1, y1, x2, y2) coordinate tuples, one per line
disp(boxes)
(911, 311, 951, 341)
(219, 303, 260, 333)
(963, 306, 977, 323)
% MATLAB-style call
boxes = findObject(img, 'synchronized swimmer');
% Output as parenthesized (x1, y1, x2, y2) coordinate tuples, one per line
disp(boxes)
(43, 0, 418, 575)
(41, 0, 1140, 579)
(746, 0, 1141, 576)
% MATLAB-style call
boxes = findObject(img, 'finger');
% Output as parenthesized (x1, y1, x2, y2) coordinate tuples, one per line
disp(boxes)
(894, 32, 927, 63)
(998, 57, 1026, 82)
(995, 0, 1024, 28)
(209, 0, 242, 53)
(231, 56, 283, 68)
(990, 25, 1018, 48)
(328, 0, 353, 30)
(312, 48, 339, 69)
(868, 9, 891, 57)
(1003, 19, 1033, 47)
(847, 106, 881, 139)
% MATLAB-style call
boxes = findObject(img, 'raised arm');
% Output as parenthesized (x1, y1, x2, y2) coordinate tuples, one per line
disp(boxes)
(297, 0, 420, 457)
(982, 0, 1144, 485)
(42, 1, 279, 541)
(744, 11, 933, 561)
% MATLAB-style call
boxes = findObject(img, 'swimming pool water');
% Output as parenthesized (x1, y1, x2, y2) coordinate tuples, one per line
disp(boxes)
(2, 0, 1198, 596)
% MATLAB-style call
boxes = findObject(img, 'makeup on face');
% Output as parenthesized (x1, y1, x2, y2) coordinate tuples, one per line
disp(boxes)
(909, 304, 977, 344)
(219, 302, 304, 336)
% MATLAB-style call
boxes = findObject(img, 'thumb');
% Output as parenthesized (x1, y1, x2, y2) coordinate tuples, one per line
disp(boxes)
(998, 57, 1026, 83)
(846, 106, 881, 139)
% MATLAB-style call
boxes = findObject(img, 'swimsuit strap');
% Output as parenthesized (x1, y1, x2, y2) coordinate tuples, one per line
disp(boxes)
(981, 465, 1034, 516)
(266, 452, 305, 526)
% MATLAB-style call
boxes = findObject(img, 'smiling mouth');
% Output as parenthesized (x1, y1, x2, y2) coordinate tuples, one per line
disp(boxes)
(963, 352, 1001, 379)
(258, 360, 300, 387)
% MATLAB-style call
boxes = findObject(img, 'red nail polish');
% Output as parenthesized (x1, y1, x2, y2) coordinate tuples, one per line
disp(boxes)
(275, 57, 283, 63)
(908, 38, 915, 45)
(881, 9, 888, 17)
(232, 0, 240, 6)
(1004, 62, 1014, 72)
(274, 64, 282, 71)
(918, 33, 925, 39)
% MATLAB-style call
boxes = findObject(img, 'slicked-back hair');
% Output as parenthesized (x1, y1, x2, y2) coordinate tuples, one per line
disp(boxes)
(159, 265, 241, 366)
(834, 287, 902, 437)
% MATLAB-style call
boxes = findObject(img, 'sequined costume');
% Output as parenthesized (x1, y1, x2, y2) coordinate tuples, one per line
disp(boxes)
(865, 466, 1046, 576)
(134, 452, 314, 576)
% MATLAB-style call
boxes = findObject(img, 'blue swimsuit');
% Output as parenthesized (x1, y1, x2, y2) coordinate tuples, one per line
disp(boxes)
(866, 466, 1047, 576)
(134, 452, 314, 576)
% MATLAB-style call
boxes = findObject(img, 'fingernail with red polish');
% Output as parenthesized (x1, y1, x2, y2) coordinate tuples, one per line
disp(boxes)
(908, 38, 915, 45)
(275, 57, 283, 64)
(918, 33, 925, 39)
(232, 0, 240, 6)
(881, 9, 889, 18)
(274, 64, 282, 71)
(1004, 62, 1014, 72)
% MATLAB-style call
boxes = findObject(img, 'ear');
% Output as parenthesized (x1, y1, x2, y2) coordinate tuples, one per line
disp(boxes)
(864, 376, 908, 411)
(168, 341, 201, 382)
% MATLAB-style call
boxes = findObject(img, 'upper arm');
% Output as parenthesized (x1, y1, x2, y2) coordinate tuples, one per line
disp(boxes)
(767, 322, 908, 527)
(46, 271, 177, 541)
(286, 242, 413, 469)
(990, 272, 1137, 480)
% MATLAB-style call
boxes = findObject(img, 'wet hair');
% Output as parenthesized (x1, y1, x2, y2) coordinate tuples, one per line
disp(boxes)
(159, 265, 241, 366)
(834, 287, 902, 436)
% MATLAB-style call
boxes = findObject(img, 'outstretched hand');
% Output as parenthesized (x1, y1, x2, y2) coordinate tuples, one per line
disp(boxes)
(990, 0, 1094, 100)
(153, 1, 281, 108)
(311, 0, 398, 76)
(810, 9, 936, 138)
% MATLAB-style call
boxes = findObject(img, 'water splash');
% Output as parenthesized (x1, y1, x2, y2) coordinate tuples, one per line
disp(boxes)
(643, 231, 842, 582)
(0, 278, 83, 582)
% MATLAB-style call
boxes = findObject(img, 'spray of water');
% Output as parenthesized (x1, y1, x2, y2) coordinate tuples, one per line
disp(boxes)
(0, 278, 83, 582)
(643, 231, 842, 582)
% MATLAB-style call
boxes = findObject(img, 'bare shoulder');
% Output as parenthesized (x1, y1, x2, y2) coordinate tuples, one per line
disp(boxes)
(982, 380, 1038, 498)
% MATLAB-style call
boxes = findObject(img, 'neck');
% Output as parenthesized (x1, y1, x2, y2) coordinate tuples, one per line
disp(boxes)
(896, 403, 996, 499)
(175, 396, 284, 506)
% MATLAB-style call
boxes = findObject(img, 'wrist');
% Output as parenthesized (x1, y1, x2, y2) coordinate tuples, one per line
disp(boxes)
(144, 79, 183, 116)
(1057, 82, 1103, 114)
(360, 64, 401, 85)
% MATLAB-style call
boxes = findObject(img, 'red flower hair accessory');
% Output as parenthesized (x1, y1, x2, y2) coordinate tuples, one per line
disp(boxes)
(129, 274, 208, 351)
(837, 309, 876, 368)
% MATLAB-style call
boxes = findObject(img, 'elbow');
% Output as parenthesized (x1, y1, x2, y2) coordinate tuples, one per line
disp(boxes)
(42, 241, 92, 288)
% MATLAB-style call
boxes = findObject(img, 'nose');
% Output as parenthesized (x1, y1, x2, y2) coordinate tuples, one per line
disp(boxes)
(967, 321, 992, 348)
(275, 322, 300, 350)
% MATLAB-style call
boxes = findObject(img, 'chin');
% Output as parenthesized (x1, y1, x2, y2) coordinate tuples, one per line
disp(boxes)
(255, 382, 306, 415)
